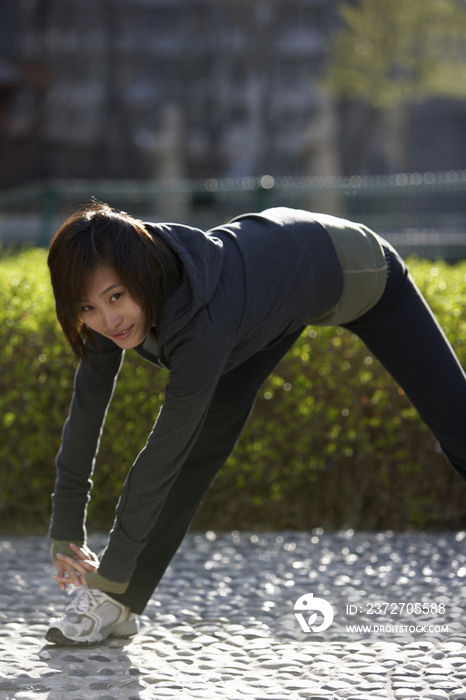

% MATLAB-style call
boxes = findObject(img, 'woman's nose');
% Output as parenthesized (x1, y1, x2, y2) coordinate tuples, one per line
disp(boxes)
(104, 310, 122, 330)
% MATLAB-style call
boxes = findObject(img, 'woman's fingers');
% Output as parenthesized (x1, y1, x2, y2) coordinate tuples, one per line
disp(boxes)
(53, 571, 87, 587)
(53, 561, 89, 587)
(53, 548, 99, 590)
(56, 552, 83, 570)
(52, 565, 68, 591)
(69, 543, 100, 566)
(53, 559, 81, 590)
(56, 552, 98, 576)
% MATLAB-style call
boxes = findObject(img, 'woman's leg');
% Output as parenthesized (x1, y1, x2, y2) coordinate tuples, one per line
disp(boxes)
(110, 327, 305, 614)
(343, 246, 466, 480)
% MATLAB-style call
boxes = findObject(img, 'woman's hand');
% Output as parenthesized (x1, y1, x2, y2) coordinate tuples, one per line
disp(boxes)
(53, 543, 99, 591)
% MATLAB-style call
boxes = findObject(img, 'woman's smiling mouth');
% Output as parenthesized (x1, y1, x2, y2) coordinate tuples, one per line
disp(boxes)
(112, 325, 133, 340)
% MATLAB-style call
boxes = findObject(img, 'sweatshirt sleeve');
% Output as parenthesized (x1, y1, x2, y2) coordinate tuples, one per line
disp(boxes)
(96, 315, 230, 584)
(49, 330, 124, 544)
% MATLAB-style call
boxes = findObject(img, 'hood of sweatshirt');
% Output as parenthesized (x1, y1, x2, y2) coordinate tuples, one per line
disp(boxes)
(144, 222, 225, 346)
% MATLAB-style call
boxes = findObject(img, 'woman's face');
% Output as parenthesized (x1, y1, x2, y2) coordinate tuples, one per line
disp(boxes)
(79, 267, 146, 349)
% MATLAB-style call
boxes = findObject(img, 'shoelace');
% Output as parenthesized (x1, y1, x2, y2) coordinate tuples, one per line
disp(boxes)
(66, 587, 102, 615)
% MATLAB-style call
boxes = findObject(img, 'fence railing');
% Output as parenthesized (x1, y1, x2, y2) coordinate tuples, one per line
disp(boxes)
(1, 171, 466, 258)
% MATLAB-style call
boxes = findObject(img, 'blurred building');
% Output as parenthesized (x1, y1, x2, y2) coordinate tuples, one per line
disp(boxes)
(1, 0, 466, 191)
(1, 0, 338, 189)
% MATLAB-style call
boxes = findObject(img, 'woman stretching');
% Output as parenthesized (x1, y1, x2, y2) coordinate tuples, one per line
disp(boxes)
(46, 202, 466, 644)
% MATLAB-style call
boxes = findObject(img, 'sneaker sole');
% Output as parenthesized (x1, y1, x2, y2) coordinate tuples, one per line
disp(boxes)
(45, 618, 138, 646)
(45, 627, 97, 646)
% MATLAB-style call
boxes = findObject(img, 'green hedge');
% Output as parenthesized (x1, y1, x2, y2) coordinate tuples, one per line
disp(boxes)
(1, 247, 466, 534)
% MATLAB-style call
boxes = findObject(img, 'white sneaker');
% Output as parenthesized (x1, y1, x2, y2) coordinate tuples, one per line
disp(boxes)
(45, 587, 138, 645)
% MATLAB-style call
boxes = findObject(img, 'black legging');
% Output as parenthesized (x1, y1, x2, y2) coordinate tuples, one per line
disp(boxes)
(344, 245, 466, 482)
(110, 244, 466, 614)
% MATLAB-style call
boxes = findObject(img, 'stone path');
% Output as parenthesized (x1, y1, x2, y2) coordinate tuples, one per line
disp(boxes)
(1, 530, 466, 699)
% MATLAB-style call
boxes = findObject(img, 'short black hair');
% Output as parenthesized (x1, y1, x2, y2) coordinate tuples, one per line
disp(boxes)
(48, 201, 181, 359)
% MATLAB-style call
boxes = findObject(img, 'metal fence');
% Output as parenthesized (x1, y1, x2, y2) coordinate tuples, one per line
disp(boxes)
(1, 171, 466, 259)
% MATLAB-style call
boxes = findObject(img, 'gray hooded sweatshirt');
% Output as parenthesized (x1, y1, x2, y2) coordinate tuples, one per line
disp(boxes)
(49, 207, 386, 586)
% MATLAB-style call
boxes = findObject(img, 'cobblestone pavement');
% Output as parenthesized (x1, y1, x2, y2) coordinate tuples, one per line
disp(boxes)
(2, 530, 466, 700)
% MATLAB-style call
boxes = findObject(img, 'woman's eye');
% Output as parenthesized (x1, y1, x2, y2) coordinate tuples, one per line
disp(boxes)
(81, 305, 93, 313)
(111, 292, 122, 302)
